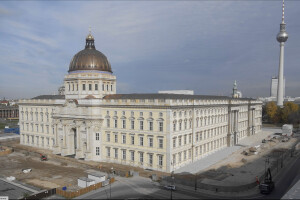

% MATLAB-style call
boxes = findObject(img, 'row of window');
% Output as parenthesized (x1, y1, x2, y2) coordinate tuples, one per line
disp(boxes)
(173, 108, 227, 118)
(172, 137, 227, 165)
(105, 147, 163, 167)
(21, 112, 50, 122)
(21, 123, 54, 134)
(106, 111, 163, 118)
(67, 82, 114, 92)
(23, 134, 54, 146)
(105, 133, 164, 148)
(106, 119, 163, 132)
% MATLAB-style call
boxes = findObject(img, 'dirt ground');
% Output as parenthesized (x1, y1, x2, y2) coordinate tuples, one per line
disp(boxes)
(0, 138, 168, 191)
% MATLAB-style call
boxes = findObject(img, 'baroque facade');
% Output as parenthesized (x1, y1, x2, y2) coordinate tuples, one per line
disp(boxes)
(18, 32, 262, 172)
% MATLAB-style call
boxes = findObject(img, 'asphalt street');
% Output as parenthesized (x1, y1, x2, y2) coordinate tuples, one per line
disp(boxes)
(0, 179, 33, 199)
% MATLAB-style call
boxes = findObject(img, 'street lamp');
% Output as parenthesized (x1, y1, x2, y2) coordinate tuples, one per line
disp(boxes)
(110, 167, 113, 199)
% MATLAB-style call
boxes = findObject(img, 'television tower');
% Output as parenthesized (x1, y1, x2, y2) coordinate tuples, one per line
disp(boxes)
(276, 0, 288, 107)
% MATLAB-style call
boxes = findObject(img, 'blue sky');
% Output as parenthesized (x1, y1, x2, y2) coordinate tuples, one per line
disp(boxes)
(0, 1, 299, 99)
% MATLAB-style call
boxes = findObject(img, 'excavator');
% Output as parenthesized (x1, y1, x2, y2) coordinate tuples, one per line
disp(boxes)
(259, 168, 275, 194)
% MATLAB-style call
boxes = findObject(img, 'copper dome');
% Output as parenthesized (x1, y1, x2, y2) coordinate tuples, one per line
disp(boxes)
(68, 33, 112, 73)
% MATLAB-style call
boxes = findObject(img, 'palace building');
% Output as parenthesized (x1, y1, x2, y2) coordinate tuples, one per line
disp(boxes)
(18, 32, 262, 172)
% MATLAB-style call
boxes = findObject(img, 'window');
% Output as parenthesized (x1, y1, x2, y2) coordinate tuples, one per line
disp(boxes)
(179, 136, 182, 146)
(114, 120, 117, 128)
(107, 133, 110, 142)
(149, 137, 153, 147)
(107, 148, 111, 157)
(107, 119, 110, 128)
(122, 150, 126, 160)
(159, 138, 163, 148)
(173, 138, 176, 148)
(95, 84, 98, 90)
(114, 134, 118, 143)
(196, 133, 199, 142)
(102, 84, 104, 91)
(122, 120, 126, 129)
(184, 121, 187, 130)
(88, 84, 92, 90)
(172, 154, 176, 165)
(83, 84, 86, 91)
(111, 85, 113, 91)
(184, 135, 187, 145)
(131, 135, 134, 145)
(159, 112, 163, 117)
(149, 121, 153, 131)
(158, 155, 163, 166)
(131, 151, 135, 161)
(77, 84, 78, 91)
(140, 121, 144, 130)
(184, 151, 187, 160)
(96, 147, 100, 155)
(107, 85, 109, 91)
(114, 149, 118, 158)
(139, 137, 144, 146)
(72, 84, 74, 91)
(149, 112, 152, 117)
(140, 152, 144, 163)
(122, 134, 126, 144)
(159, 122, 163, 132)
(96, 133, 100, 140)
(189, 134, 192, 143)
(179, 122, 182, 130)
(189, 149, 191, 159)
(36, 125, 39, 132)
(140, 112, 143, 116)
(131, 120, 134, 129)
(149, 154, 153, 165)
(173, 122, 176, 131)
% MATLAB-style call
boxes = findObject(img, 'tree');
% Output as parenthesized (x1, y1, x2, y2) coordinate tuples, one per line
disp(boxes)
(265, 102, 278, 123)
(282, 102, 299, 123)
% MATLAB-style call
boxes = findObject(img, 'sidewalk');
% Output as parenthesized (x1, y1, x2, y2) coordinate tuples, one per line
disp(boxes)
(175, 128, 278, 174)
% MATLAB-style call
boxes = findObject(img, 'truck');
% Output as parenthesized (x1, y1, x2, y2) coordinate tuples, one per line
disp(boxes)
(282, 124, 293, 136)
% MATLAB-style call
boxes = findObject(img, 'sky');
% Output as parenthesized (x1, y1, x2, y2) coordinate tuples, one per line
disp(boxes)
(0, 0, 299, 99)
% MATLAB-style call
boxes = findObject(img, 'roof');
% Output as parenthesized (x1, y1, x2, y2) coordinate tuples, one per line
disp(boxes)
(78, 177, 94, 182)
(88, 171, 106, 177)
(32, 95, 65, 100)
(103, 93, 253, 100)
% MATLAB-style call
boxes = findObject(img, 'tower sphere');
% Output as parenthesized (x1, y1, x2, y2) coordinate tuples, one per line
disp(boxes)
(277, 31, 288, 43)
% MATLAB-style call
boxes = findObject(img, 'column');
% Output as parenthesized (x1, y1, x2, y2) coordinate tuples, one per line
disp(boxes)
(76, 126, 80, 150)
(63, 125, 67, 147)
(55, 124, 59, 147)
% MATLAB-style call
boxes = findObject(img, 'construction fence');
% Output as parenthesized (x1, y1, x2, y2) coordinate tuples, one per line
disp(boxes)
(56, 177, 115, 199)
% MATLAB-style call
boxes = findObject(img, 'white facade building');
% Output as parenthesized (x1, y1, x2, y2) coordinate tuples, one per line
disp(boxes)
(18, 33, 262, 172)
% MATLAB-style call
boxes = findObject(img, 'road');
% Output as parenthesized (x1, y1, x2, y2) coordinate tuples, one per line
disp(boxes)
(76, 176, 216, 199)
(0, 179, 33, 199)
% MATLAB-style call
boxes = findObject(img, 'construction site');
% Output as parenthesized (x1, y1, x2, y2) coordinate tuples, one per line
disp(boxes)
(1, 127, 299, 198)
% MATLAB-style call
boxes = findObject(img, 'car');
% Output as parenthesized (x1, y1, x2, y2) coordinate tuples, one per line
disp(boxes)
(164, 185, 176, 191)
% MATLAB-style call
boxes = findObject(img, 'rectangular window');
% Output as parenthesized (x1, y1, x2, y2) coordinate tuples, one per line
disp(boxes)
(107, 148, 110, 157)
(173, 123, 176, 131)
(102, 84, 104, 91)
(140, 137, 144, 146)
(179, 153, 182, 162)
(189, 149, 191, 159)
(189, 134, 192, 143)
(96, 147, 100, 155)
(114, 149, 118, 158)
(107, 119, 110, 128)
(114, 134, 118, 143)
(196, 133, 199, 142)
(158, 155, 163, 166)
(179, 122, 182, 130)
(122, 134, 126, 144)
(122, 120, 126, 129)
(149, 154, 153, 165)
(140, 152, 144, 163)
(149, 121, 153, 131)
(131, 151, 134, 161)
(140, 121, 144, 130)
(83, 84, 86, 91)
(184, 151, 187, 160)
(131, 120, 134, 129)
(159, 138, 163, 148)
(159, 122, 163, 132)
(77, 84, 78, 91)
(96, 133, 100, 140)
(107, 133, 110, 142)
(89, 84, 92, 91)
(111, 85, 113, 91)
(179, 136, 182, 146)
(184, 135, 187, 145)
(131, 135, 134, 145)
(149, 137, 153, 147)
(122, 150, 126, 160)
(173, 138, 176, 148)
(114, 120, 117, 128)
(95, 84, 98, 90)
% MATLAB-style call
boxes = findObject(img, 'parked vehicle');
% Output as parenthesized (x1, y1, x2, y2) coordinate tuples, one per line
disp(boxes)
(164, 185, 176, 191)
(40, 154, 48, 161)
